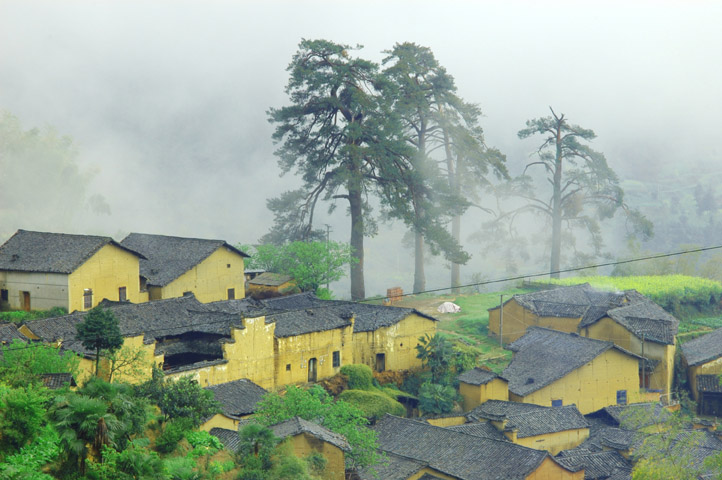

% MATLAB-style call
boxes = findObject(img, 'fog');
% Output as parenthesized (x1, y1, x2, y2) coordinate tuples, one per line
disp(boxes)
(1, 1, 721, 298)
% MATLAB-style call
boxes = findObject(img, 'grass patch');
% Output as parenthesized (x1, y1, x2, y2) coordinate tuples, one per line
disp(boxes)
(0, 307, 68, 324)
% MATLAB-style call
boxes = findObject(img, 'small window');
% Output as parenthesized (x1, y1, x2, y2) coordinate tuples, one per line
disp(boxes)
(551, 399, 563, 407)
(0, 289, 8, 302)
(183, 291, 193, 296)
(83, 289, 93, 309)
(227, 264, 231, 268)
(286, 364, 291, 371)
(332, 351, 340, 368)
(617, 390, 627, 405)
(227, 288, 235, 300)
(118, 287, 127, 302)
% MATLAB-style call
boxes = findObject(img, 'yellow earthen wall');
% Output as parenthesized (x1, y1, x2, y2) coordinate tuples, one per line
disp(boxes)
(509, 348, 642, 414)
(153, 247, 245, 303)
(406, 468, 457, 480)
(583, 316, 675, 399)
(0, 271, 69, 311)
(688, 358, 722, 402)
(288, 433, 346, 480)
(274, 325, 354, 387)
(68, 244, 142, 312)
(352, 313, 436, 372)
(424, 416, 467, 427)
(512, 428, 589, 455)
(525, 456, 584, 480)
(489, 301, 580, 344)
(460, 377, 509, 412)
(166, 317, 276, 389)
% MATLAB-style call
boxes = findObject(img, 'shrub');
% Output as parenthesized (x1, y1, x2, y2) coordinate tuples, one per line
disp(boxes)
(338, 389, 405, 421)
(418, 382, 458, 415)
(319, 373, 348, 396)
(155, 418, 193, 454)
(340, 364, 374, 390)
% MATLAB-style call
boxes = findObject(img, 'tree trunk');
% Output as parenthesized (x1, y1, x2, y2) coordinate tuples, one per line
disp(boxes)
(443, 127, 462, 293)
(348, 178, 365, 301)
(550, 124, 563, 279)
(413, 231, 425, 293)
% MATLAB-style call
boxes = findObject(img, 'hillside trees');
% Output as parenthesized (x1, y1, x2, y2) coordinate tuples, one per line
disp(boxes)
(0, 111, 110, 240)
(76, 306, 123, 376)
(268, 39, 412, 300)
(382, 42, 507, 293)
(509, 108, 652, 278)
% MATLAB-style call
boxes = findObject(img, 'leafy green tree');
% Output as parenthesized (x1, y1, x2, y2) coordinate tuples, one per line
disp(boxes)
(268, 39, 412, 300)
(0, 424, 60, 480)
(259, 190, 326, 245)
(0, 338, 80, 387)
(76, 306, 123, 376)
(382, 42, 507, 292)
(241, 241, 357, 294)
(0, 384, 49, 455)
(0, 111, 109, 240)
(513, 108, 652, 278)
(85, 440, 166, 480)
(418, 382, 457, 415)
(137, 371, 219, 427)
(415, 333, 454, 384)
(254, 385, 380, 469)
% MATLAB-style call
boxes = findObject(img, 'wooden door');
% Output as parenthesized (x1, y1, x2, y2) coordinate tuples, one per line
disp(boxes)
(308, 358, 317, 382)
(22, 291, 30, 311)
(375, 353, 386, 372)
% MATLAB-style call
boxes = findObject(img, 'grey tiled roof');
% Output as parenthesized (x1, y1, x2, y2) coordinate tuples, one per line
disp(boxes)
(261, 292, 437, 333)
(457, 367, 499, 386)
(269, 417, 350, 451)
(503, 327, 634, 397)
(0, 322, 29, 343)
(446, 422, 509, 442)
(211, 417, 350, 453)
(210, 427, 240, 451)
(372, 414, 568, 480)
(606, 301, 678, 345)
(597, 403, 670, 428)
(468, 401, 588, 438)
(248, 272, 293, 286)
(555, 450, 632, 479)
(467, 399, 547, 421)
(40, 373, 77, 389)
(682, 327, 722, 366)
(23, 312, 93, 356)
(0, 229, 144, 274)
(205, 379, 267, 417)
(120, 232, 248, 287)
(267, 308, 352, 338)
(501, 284, 625, 320)
(697, 374, 722, 393)
(357, 452, 428, 480)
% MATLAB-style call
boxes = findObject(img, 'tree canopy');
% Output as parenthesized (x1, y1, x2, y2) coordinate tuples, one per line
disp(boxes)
(76, 306, 123, 376)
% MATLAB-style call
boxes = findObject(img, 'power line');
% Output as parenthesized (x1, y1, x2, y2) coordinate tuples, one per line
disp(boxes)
(3, 243, 722, 353)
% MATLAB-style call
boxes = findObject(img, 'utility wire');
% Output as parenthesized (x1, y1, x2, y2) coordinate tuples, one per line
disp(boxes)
(3, 243, 722, 353)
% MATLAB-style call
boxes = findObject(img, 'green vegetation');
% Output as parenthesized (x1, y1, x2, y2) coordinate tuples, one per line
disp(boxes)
(548, 275, 722, 312)
(338, 390, 405, 421)
(254, 385, 381, 469)
(0, 339, 80, 388)
(76, 307, 123, 377)
(0, 307, 68, 323)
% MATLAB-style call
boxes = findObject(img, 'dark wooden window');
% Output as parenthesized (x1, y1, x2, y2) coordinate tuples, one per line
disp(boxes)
(617, 390, 627, 405)
(83, 289, 93, 309)
(375, 353, 386, 372)
(22, 291, 30, 311)
(227, 264, 231, 268)
(227, 288, 235, 300)
(332, 351, 340, 368)
(286, 364, 291, 371)
(0, 289, 8, 302)
(551, 399, 563, 407)
(118, 287, 127, 302)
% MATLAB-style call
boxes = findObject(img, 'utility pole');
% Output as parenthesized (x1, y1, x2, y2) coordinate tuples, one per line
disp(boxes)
(324, 224, 332, 292)
(499, 294, 505, 348)
(641, 334, 646, 391)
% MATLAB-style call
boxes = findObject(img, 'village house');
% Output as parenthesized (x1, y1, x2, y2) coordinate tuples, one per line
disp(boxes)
(681, 327, 722, 415)
(212, 417, 350, 480)
(457, 367, 509, 411)
(19, 292, 437, 389)
(502, 327, 646, 414)
(488, 285, 678, 399)
(358, 451, 458, 480)
(371, 414, 584, 480)
(246, 272, 297, 299)
(200, 378, 268, 432)
(463, 400, 590, 455)
(0, 230, 145, 312)
(120, 232, 248, 303)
